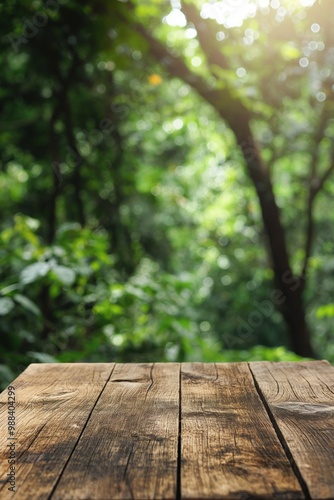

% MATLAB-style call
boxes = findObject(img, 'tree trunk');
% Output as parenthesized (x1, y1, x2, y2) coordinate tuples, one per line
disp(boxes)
(229, 116, 315, 358)
(283, 296, 314, 357)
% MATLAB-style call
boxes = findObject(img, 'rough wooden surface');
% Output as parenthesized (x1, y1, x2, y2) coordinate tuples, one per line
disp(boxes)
(0, 361, 333, 499)
(0, 363, 113, 500)
(53, 363, 180, 500)
(250, 360, 334, 500)
(180, 362, 304, 499)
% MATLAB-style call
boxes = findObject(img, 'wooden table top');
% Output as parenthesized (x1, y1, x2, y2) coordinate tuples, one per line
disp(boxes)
(0, 361, 334, 499)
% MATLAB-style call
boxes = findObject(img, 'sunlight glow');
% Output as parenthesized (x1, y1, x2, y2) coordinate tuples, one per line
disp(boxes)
(201, 0, 256, 28)
(299, 0, 316, 5)
(311, 23, 320, 33)
(299, 57, 309, 67)
(164, 0, 318, 32)
(198, 0, 317, 28)
(164, 8, 187, 27)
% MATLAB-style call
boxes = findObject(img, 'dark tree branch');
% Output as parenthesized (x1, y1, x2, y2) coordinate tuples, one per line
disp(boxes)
(97, 70, 136, 274)
(181, 2, 229, 71)
(300, 191, 316, 286)
(62, 93, 86, 227)
(309, 108, 329, 184)
(57, 52, 86, 226)
(118, 9, 250, 125)
(130, 18, 294, 286)
(125, 11, 315, 356)
(129, 16, 291, 275)
(40, 100, 64, 340)
(48, 100, 63, 244)
(300, 109, 331, 283)
(315, 154, 334, 195)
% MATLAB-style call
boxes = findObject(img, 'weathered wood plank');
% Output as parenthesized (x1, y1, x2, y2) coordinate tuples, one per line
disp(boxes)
(53, 362, 180, 500)
(250, 360, 334, 500)
(0, 363, 113, 500)
(180, 362, 304, 499)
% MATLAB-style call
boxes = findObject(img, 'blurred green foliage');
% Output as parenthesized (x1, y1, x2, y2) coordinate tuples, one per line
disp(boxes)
(0, 0, 333, 388)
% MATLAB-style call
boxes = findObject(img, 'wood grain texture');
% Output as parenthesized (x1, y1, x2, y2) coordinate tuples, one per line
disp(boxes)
(180, 362, 304, 499)
(1, 361, 333, 499)
(249, 360, 334, 500)
(52, 363, 180, 500)
(0, 363, 113, 500)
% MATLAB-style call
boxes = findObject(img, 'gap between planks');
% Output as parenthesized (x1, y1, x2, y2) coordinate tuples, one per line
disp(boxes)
(180, 362, 305, 499)
(249, 360, 334, 500)
(248, 363, 311, 500)
(52, 363, 180, 499)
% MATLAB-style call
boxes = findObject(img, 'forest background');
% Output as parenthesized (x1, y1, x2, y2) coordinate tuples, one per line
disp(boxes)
(1, 0, 334, 389)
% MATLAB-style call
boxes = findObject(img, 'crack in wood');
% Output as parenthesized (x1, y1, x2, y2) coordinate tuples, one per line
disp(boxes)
(123, 442, 134, 480)
(144, 363, 154, 402)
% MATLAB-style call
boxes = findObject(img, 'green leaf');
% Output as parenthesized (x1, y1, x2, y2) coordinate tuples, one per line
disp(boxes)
(27, 352, 58, 363)
(280, 43, 300, 61)
(316, 304, 334, 319)
(0, 297, 15, 316)
(0, 365, 15, 388)
(13, 294, 41, 316)
(0, 284, 20, 296)
(52, 265, 76, 286)
(20, 262, 50, 284)
(24, 216, 40, 231)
